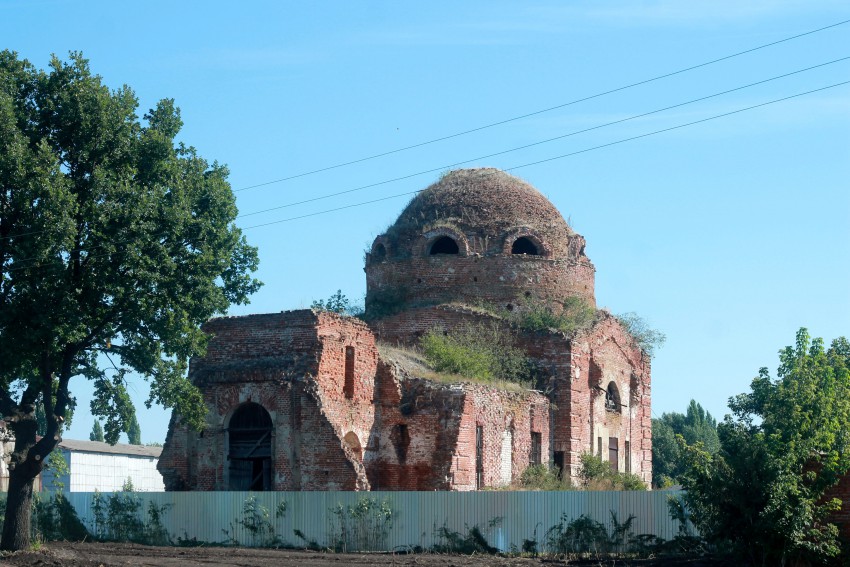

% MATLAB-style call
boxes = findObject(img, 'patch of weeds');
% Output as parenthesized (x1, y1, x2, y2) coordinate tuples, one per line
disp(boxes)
(222, 495, 288, 547)
(327, 496, 395, 552)
(615, 312, 666, 357)
(32, 492, 89, 542)
(579, 453, 647, 491)
(505, 296, 597, 335)
(420, 321, 535, 387)
(431, 520, 500, 554)
(89, 485, 172, 545)
(508, 464, 573, 491)
(544, 511, 638, 558)
(293, 529, 321, 551)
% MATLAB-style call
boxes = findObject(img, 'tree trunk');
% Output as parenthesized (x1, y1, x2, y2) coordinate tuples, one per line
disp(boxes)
(0, 415, 47, 551)
(0, 466, 36, 551)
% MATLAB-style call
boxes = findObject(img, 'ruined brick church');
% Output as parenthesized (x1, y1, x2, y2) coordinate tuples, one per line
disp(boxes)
(158, 168, 653, 491)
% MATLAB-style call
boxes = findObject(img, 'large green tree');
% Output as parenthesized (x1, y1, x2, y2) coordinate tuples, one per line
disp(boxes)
(652, 399, 720, 486)
(0, 51, 260, 550)
(680, 329, 850, 565)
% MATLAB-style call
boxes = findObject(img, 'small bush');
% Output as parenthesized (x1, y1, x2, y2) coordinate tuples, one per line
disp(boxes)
(511, 464, 573, 491)
(223, 495, 287, 547)
(579, 454, 647, 491)
(432, 520, 500, 554)
(615, 312, 666, 357)
(327, 496, 395, 552)
(508, 296, 597, 335)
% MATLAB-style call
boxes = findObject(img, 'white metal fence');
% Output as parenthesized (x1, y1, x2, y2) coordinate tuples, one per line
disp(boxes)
(61, 490, 687, 551)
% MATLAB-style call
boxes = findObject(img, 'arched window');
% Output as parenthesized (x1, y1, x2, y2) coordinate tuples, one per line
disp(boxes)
(228, 403, 273, 490)
(605, 382, 622, 412)
(429, 236, 459, 255)
(511, 237, 540, 255)
(343, 431, 362, 461)
(372, 242, 387, 262)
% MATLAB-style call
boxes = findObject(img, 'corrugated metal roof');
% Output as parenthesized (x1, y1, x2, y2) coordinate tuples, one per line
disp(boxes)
(59, 439, 162, 458)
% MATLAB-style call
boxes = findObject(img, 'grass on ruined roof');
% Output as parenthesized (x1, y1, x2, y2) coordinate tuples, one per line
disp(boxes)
(376, 343, 532, 393)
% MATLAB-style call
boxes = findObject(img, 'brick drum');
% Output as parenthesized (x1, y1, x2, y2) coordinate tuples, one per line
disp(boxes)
(159, 168, 653, 490)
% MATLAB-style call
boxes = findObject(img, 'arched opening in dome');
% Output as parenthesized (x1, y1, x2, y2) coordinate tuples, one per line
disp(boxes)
(511, 237, 540, 255)
(228, 402, 273, 490)
(429, 236, 459, 255)
(605, 382, 622, 413)
(372, 243, 387, 262)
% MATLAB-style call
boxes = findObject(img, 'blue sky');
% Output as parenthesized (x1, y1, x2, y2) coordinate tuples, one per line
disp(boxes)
(3, 1, 848, 444)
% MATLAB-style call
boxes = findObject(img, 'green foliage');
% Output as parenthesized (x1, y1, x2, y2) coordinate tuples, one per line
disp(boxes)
(328, 496, 395, 552)
(223, 495, 288, 547)
(90, 486, 172, 545)
(126, 414, 141, 445)
(89, 420, 104, 442)
(513, 464, 573, 491)
(421, 322, 534, 387)
(680, 329, 850, 566)
(544, 511, 640, 558)
(431, 518, 501, 554)
(0, 50, 260, 549)
(44, 450, 69, 491)
(31, 492, 89, 543)
(506, 296, 597, 335)
(578, 454, 647, 491)
(311, 290, 362, 317)
(652, 400, 720, 486)
(615, 312, 666, 357)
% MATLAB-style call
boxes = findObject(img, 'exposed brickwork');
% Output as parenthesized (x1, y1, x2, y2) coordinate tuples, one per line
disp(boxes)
(159, 168, 654, 491)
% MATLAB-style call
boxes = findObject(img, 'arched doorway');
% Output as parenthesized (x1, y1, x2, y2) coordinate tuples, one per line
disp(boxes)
(228, 403, 273, 490)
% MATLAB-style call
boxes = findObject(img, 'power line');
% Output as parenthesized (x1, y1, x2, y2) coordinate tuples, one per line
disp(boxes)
(5, 78, 849, 273)
(238, 80, 850, 231)
(3, 56, 847, 244)
(234, 18, 850, 193)
(236, 56, 850, 220)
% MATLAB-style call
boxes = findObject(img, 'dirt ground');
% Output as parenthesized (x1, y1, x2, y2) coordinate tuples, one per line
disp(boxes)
(0, 542, 734, 567)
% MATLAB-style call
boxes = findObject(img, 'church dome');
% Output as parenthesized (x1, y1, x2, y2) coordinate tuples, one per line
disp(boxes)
(365, 168, 595, 317)
(386, 168, 574, 258)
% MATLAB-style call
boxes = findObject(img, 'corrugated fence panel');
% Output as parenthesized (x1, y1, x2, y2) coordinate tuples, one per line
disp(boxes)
(64, 490, 686, 551)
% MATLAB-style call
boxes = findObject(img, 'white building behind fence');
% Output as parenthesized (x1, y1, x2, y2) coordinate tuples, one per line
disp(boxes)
(41, 439, 164, 492)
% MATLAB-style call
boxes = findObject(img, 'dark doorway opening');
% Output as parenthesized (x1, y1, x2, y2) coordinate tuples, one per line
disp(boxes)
(229, 403, 273, 490)
(609, 437, 619, 473)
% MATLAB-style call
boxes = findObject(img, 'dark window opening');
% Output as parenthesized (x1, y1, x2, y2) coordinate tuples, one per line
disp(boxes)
(373, 243, 387, 262)
(392, 424, 410, 463)
(344, 346, 355, 399)
(512, 237, 540, 255)
(475, 425, 484, 489)
(553, 451, 565, 476)
(609, 437, 619, 473)
(228, 403, 273, 491)
(430, 236, 459, 255)
(625, 441, 631, 473)
(597, 436, 603, 457)
(605, 382, 621, 412)
(530, 432, 542, 466)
